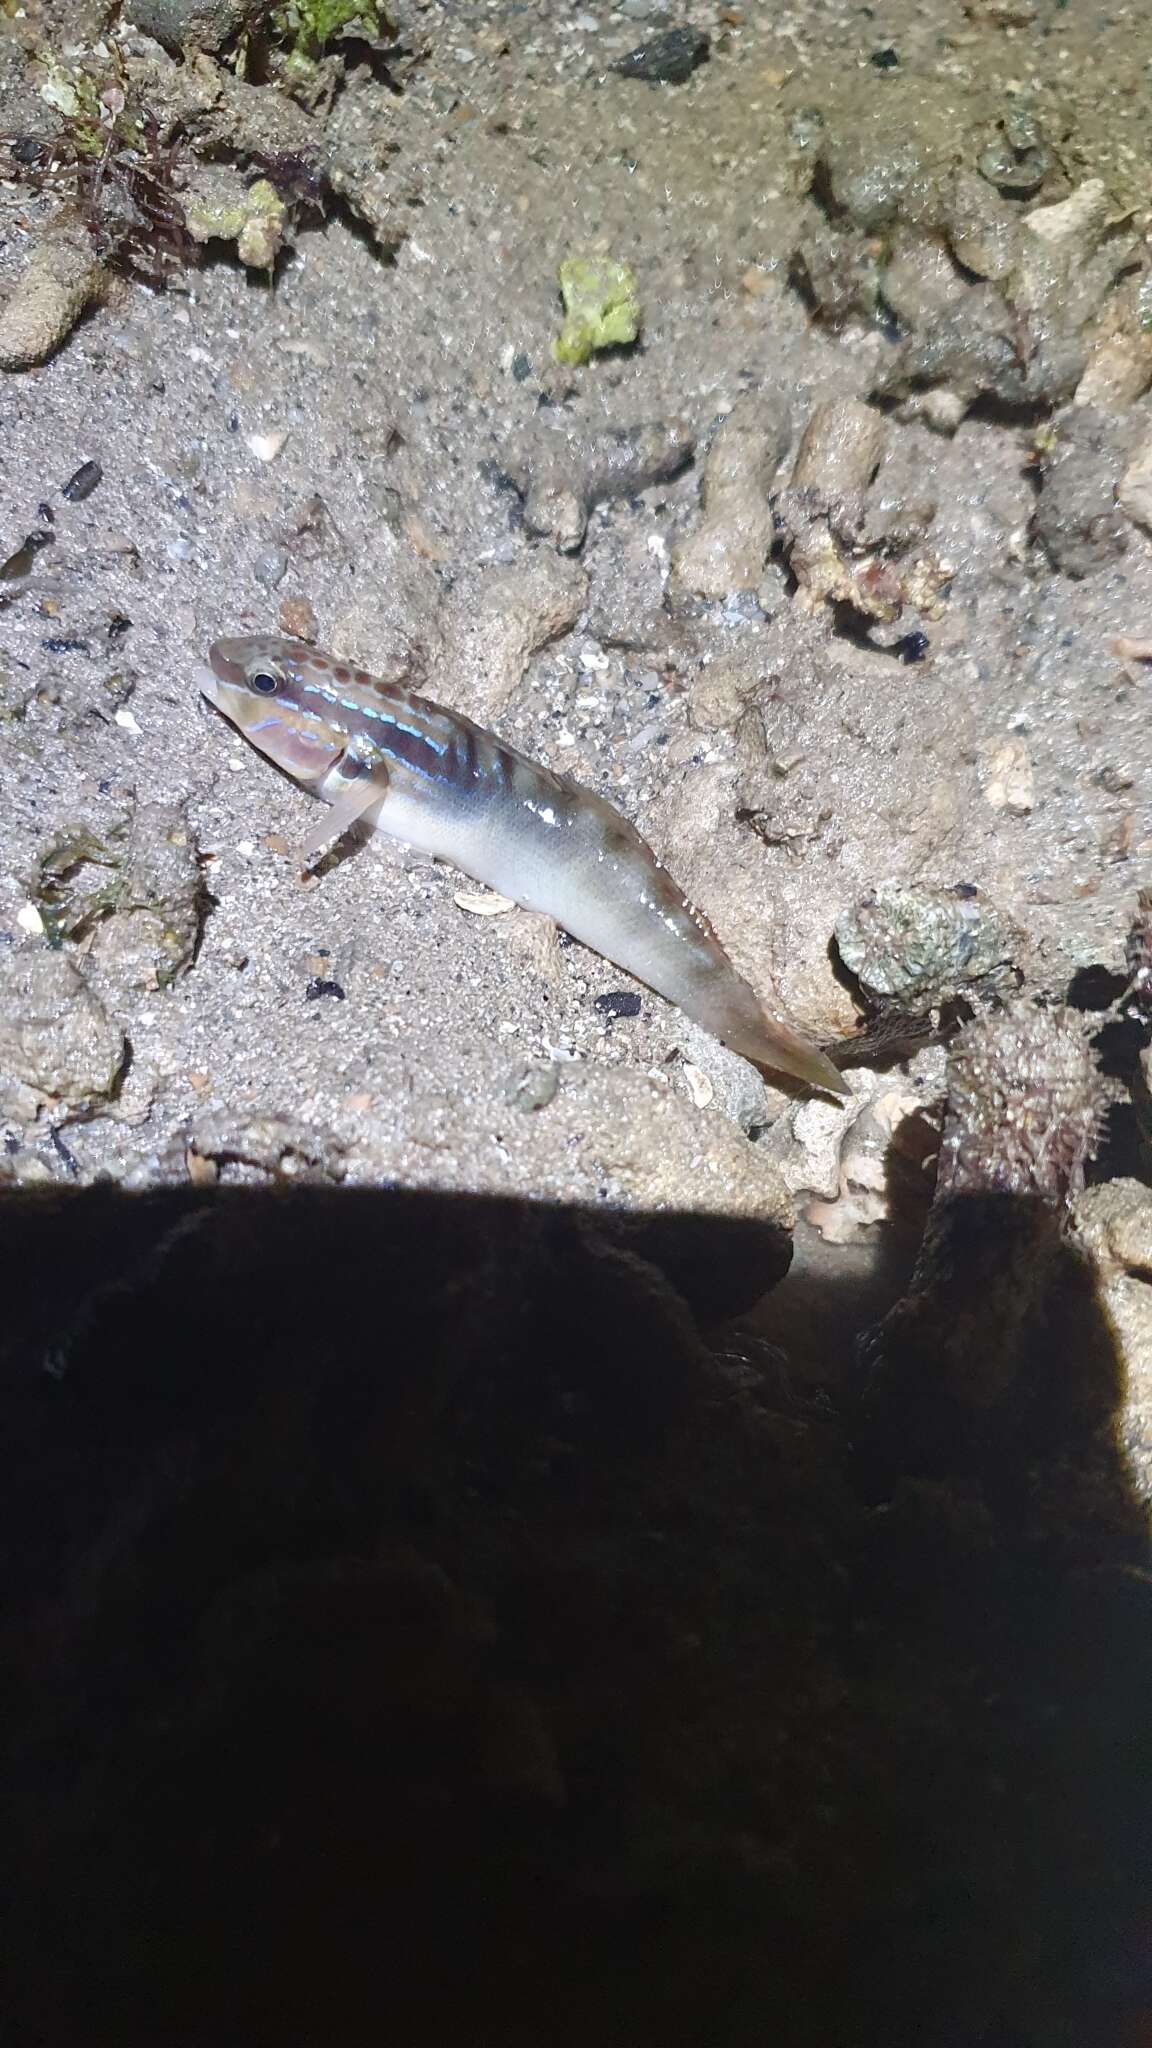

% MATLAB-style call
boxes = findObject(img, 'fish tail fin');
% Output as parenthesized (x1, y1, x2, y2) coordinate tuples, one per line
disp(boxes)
(748, 1015, 851, 1097)
(705, 978, 851, 1096)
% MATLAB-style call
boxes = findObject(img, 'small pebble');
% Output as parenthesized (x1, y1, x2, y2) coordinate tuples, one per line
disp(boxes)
(981, 737, 1035, 816)
(305, 978, 345, 1001)
(595, 990, 642, 1018)
(247, 429, 289, 462)
(279, 596, 318, 640)
(613, 24, 709, 82)
(681, 1062, 714, 1109)
(503, 1060, 559, 1112)
(454, 889, 516, 915)
(16, 903, 45, 936)
(113, 709, 142, 733)
(253, 545, 289, 590)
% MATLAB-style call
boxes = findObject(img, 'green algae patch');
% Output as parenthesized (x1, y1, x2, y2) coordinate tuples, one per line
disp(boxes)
(552, 252, 641, 367)
(272, 0, 393, 59)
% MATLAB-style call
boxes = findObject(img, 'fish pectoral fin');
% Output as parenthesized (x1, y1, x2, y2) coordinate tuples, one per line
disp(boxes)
(298, 767, 388, 867)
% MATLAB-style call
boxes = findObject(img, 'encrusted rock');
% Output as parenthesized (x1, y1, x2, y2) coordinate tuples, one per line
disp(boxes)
(0, 209, 107, 373)
(1034, 406, 1135, 575)
(937, 1005, 1107, 1206)
(88, 802, 204, 992)
(439, 553, 587, 718)
(835, 883, 1024, 1011)
(502, 418, 694, 553)
(0, 949, 126, 1122)
(126, 0, 261, 54)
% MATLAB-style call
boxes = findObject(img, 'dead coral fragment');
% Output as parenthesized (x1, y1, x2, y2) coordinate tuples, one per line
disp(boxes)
(937, 1005, 1107, 1207)
(440, 553, 588, 716)
(184, 169, 287, 269)
(552, 251, 641, 368)
(502, 418, 693, 553)
(0, 208, 107, 372)
(776, 399, 895, 618)
(668, 392, 791, 601)
(878, 185, 1140, 420)
(1123, 889, 1152, 1026)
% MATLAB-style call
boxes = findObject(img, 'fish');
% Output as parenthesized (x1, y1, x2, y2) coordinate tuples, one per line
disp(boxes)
(200, 635, 848, 1096)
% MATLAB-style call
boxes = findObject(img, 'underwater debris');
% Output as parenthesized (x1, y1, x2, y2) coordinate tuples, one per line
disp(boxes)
(32, 824, 127, 949)
(61, 460, 103, 504)
(552, 250, 641, 368)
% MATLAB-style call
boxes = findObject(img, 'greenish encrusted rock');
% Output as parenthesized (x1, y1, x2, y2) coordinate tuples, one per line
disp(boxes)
(552, 251, 641, 367)
(184, 172, 287, 270)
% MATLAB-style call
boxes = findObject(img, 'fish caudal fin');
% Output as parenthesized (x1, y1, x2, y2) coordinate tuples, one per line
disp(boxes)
(705, 980, 851, 1096)
(752, 1021, 850, 1097)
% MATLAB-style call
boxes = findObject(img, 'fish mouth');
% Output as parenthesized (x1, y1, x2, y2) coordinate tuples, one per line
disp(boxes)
(196, 662, 222, 707)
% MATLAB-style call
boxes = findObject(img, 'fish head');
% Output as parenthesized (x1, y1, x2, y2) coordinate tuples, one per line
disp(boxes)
(200, 636, 345, 786)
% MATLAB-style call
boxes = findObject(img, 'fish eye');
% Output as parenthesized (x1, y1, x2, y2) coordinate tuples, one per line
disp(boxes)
(250, 671, 280, 696)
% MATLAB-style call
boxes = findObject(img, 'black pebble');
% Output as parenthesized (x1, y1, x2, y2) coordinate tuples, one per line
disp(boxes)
(595, 991, 642, 1019)
(61, 461, 103, 504)
(870, 45, 899, 68)
(613, 26, 710, 84)
(511, 352, 533, 382)
(894, 630, 929, 664)
(305, 979, 346, 1001)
